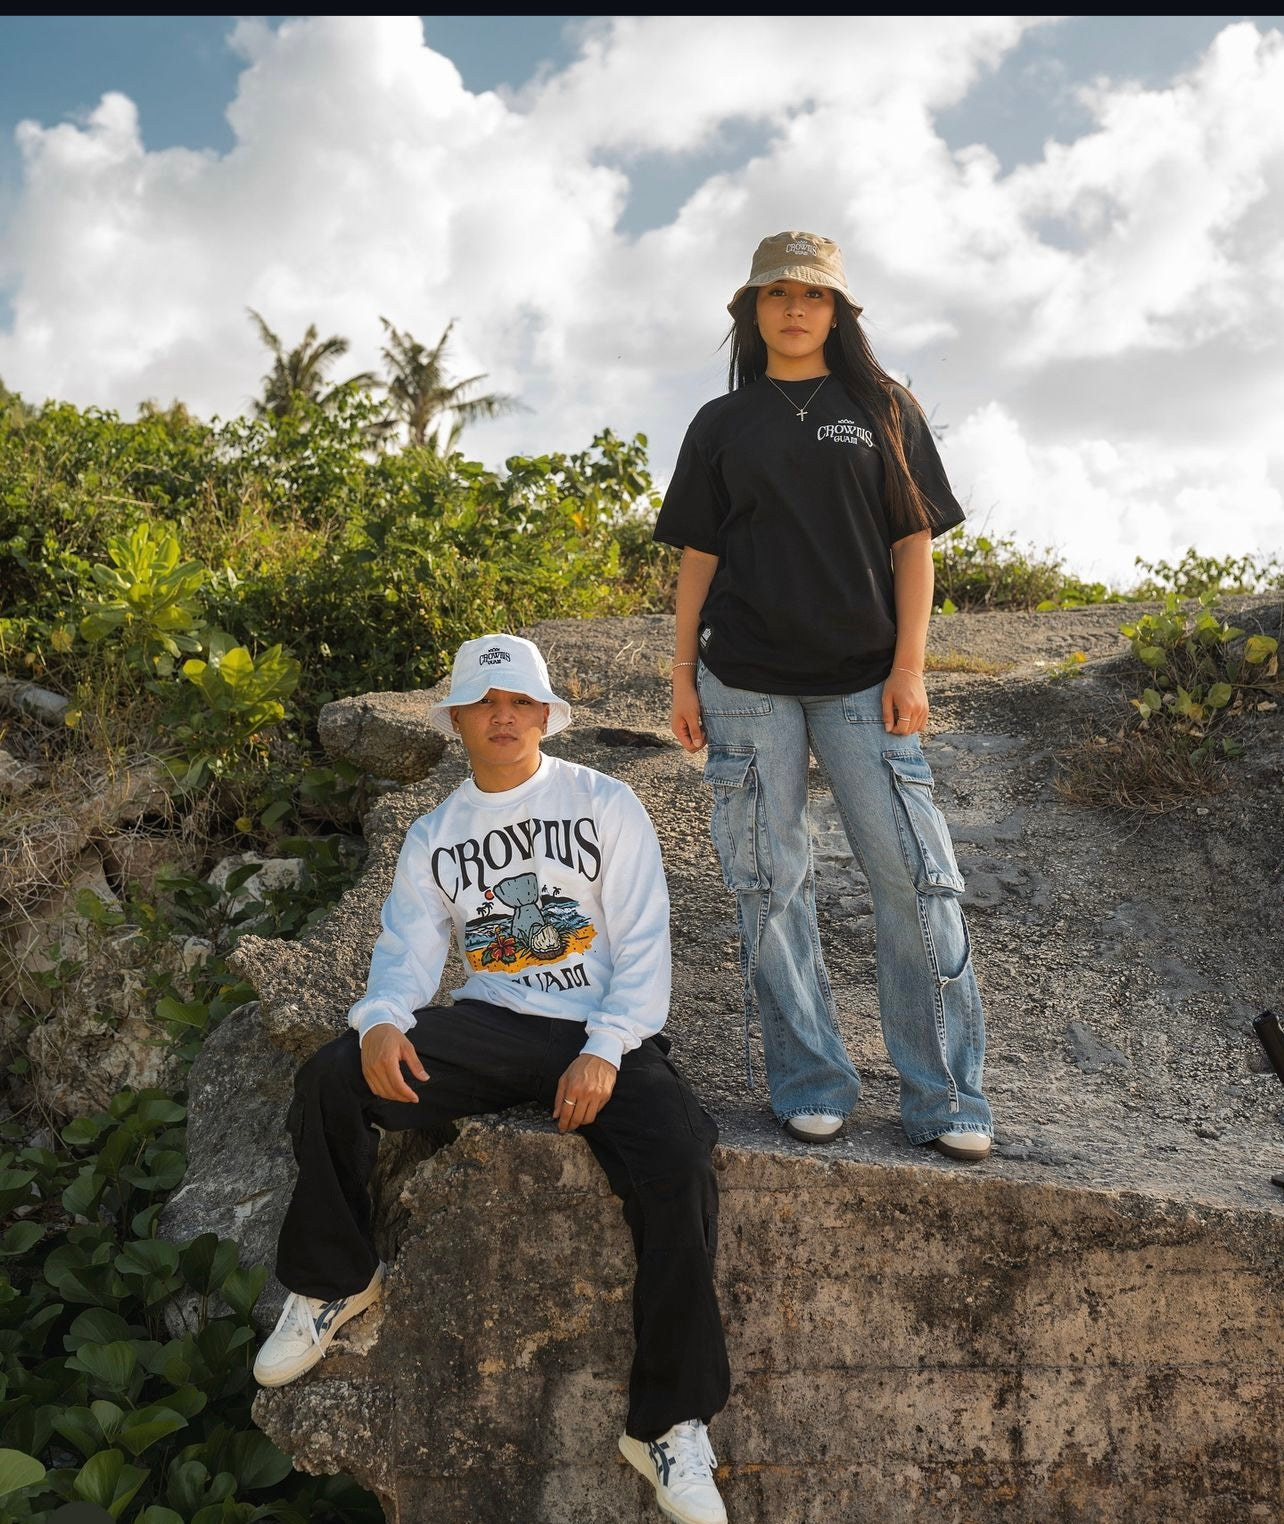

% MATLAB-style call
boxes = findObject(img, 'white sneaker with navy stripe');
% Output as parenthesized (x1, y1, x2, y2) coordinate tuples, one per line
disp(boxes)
(253, 1262, 385, 1387)
(619, 1418, 727, 1524)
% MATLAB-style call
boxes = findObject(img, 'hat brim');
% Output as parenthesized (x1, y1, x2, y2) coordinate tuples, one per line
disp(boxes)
(428, 697, 572, 740)
(728, 265, 861, 315)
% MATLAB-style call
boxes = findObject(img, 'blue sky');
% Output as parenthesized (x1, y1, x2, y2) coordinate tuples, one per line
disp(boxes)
(1, 16, 1281, 581)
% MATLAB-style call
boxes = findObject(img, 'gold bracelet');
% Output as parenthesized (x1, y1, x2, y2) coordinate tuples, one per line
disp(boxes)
(892, 666, 923, 676)
(671, 660, 698, 669)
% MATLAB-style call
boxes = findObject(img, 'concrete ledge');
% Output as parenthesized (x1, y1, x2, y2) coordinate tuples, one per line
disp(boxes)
(253, 1114, 1284, 1524)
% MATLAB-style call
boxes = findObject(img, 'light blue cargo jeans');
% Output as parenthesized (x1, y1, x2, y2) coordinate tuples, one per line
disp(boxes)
(697, 662, 992, 1145)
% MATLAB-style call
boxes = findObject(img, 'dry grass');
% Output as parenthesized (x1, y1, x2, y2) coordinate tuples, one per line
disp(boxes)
(1055, 729, 1229, 814)
(924, 652, 1015, 676)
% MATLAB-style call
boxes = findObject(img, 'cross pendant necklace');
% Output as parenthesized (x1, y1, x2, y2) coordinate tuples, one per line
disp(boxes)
(765, 372, 829, 422)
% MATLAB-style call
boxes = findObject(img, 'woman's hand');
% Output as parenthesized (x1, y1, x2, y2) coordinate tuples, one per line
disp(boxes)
(882, 668, 929, 735)
(671, 674, 707, 752)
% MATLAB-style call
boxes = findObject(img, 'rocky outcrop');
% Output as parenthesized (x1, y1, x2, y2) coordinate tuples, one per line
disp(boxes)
(317, 689, 448, 781)
(251, 1119, 1284, 1524)
(173, 607, 1284, 1522)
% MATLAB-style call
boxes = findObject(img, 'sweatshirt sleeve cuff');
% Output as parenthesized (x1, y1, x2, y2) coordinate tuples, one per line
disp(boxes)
(581, 1030, 626, 1069)
(351, 1006, 415, 1043)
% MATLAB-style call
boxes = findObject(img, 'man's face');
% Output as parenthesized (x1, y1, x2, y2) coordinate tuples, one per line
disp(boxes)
(451, 687, 549, 784)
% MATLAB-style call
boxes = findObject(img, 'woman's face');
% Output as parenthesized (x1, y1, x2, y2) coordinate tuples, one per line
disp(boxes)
(754, 279, 836, 373)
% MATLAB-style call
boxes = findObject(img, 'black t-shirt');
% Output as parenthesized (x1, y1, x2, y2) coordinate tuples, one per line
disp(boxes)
(653, 377, 965, 695)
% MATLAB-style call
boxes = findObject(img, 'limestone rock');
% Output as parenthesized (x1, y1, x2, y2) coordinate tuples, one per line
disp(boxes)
(252, 1120, 1284, 1524)
(2, 852, 118, 1012)
(24, 923, 201, 1119)
(0, 749, 41, 797)
(161, 1002, 299, 1317)
(318, 689, 449, 781)
(0, 676, 70, 726)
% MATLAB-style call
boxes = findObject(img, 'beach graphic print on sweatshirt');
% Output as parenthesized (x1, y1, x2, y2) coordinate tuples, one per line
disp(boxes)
(468, 870, 597, 973)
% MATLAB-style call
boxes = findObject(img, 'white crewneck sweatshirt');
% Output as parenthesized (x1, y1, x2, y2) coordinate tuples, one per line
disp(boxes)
(347, 754, 671, 1067)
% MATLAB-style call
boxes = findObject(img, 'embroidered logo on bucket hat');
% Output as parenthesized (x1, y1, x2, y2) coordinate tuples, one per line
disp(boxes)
(727, 230, 861, 315)
(428, 634, 572, 738)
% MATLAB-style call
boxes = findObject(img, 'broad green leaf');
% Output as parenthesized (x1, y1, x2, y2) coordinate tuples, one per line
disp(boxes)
(1137, 644, 1166, 667)
(0, 1169, 35, 1216)
(219, 1266, 265, 1321)
(180, 1235, 239, 1296)
(52, 1405, 108, 1460)
(0, 1221, 43, 1257)
(221, 1430, 294, 1490)
(67, 1310, 135, 1348)
(159, 1384, 207, 1420)
(116, 1240, 181, 1279)
(136, 1097, 186, 1129)
(61, 1117, 104, 1148)
(69, 1341, 137, 1395)
(117, 1405, 189, 1458)
(0, 1446, 45, 1497)
(1205, 682, 1233, 709)
(1245, 633, 1278, 663)
(73, 1446, 150, 1517)
(156, 996, 209, 1030)
(62, 1168, 107, 1219)
(259, 799, 292, 830)
(120, 1149, 186, 1193)
(90, 1400, 125, 1442)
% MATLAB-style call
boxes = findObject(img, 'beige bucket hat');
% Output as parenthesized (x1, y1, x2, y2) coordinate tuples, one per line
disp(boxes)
(428, 634, 572, 739)
(727, 230, 861, 314)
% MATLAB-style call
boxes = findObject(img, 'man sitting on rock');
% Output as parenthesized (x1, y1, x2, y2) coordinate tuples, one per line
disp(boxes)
(254, 633, 731, 1524)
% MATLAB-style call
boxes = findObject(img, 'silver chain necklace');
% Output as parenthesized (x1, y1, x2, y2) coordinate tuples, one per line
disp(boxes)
(764, 372, 829, 422)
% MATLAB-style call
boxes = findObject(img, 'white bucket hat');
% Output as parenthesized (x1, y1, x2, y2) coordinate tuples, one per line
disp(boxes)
(428, 634, 572, 739)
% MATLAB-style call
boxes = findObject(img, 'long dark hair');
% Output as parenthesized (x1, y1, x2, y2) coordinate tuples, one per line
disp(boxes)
(726, 290, 933, 533)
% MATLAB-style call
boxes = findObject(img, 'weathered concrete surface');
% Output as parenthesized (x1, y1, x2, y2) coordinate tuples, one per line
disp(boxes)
(179, 607, 1284, 1522)
(253, 1118, 1284, 1524)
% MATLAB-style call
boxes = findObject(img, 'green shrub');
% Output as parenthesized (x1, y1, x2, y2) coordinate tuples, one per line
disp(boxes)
(1131, 547, 1284, 599)
(0, 1090, 380, 1522)
(1057, 593, 1280, 811)
(931, 528, 1114, 613)
(1122, 593, 1279, 761)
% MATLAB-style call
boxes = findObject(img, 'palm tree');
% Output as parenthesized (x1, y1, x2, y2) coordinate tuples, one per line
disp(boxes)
(248, 309, 377, 419)
(380, 318, 523, 452)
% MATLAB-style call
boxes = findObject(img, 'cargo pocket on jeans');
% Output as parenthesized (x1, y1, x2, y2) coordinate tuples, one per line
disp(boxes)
(884, 752, 966, 895)
(704, 746, 765, 892)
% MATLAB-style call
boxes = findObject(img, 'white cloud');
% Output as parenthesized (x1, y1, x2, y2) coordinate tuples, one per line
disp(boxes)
(945, 402, 1282, 585)
(0, 14, 1280, 581)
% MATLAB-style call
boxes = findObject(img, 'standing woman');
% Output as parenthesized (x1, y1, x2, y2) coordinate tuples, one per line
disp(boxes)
(654, 230, 993, 1160)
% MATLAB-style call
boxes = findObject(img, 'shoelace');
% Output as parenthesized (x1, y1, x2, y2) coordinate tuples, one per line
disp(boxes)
(278, 1292, 326, 1347)
(669, 1420, 717, 1479)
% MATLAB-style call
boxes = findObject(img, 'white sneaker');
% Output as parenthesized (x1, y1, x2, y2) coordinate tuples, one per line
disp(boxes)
(620, 1418, 727, 1524)
(253, 1262, 385, 1387)
(783, 1112, 845, 1144)
(934, 1130, 992, 1162)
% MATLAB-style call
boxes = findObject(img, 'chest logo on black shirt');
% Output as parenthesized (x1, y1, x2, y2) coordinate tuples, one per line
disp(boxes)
(817, 419, 875, 447)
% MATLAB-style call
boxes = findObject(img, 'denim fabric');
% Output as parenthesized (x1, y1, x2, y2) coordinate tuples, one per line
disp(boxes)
(697, 663, 992, 1144)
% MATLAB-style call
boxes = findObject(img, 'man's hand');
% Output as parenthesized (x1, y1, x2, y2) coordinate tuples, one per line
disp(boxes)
(553, 1054, 618, 1132)
(361, 1024, 429, 1102)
